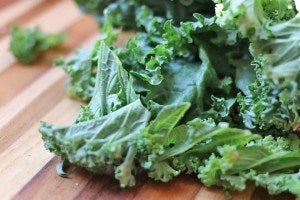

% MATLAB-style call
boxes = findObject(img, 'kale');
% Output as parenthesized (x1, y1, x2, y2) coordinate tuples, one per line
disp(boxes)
(39, 0, 300, 198)
(10, 26, 66, 64)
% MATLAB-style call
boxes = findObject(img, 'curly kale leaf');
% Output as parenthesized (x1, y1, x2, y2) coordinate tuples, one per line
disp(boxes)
(252, 172, 300, 196)
(55, 41, 99, 101)
(10, 26, 66, 64)
(87, 41, 137, 118)
(200, 96, 235, 123)
(41, 43, 150, 187)
(198, 134, 300, 197)
(251, 14, 300, 84)
(221, 2, 300, 132)
(159, 121, 260, 175)
(60, 8, 239, 109)
(237, 61, 300, 132)
(140, 49, 232, 119)
(75, 0, 215, 29)
(122, 12, 232, 86)
(138, 102, 192, 182)
(73, 41, 137, 123)
(215, 0, 297, 40)
(136, 102, 260, 182)
(56, 16, 118, 102)
(40, 100, 150, 187)
(119, 12, 237, 121)
(216, 0, 299, 85)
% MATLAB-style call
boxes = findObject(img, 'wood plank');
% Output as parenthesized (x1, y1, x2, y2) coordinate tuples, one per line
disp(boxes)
(194, 185, 225, 200)
(195, 184, 255, 200)
(0, 0, 82, 73)
(250, 187, 295, 200)
(74, 174, 148, 200)
(15, 165, 149, 200)
(134, 175, 201, 200)
(0, 98, 81, 200)
(25, 0, 81, 33)
(231, 185, 255, 200)
(0, 0, 45, 29)
(0, 67, 66, 152)
(14, 158, 93, 200)
(0, 0, 18, 9)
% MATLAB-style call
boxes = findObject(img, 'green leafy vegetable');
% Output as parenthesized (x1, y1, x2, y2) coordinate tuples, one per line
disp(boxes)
(54, 41, 99, 101)
(39, 0, 300, 198)
(56, 161, 68, 177)
(10, 26, 66, 64)
(75, 0, 215, 29)
(198, 134, 300, 196)
(216, 0, 300, 132)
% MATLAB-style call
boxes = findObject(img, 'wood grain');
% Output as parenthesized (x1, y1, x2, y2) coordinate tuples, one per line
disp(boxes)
(0, 0, 18, 9)
(0, 0, 50, 34)
(0, 1, 295, 200)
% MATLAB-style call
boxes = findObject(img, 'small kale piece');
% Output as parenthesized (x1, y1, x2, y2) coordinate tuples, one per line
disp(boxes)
(10, 26, 66, 64)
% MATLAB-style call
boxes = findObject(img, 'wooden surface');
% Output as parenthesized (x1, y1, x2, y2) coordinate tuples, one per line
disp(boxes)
(0, 1, 295, 200)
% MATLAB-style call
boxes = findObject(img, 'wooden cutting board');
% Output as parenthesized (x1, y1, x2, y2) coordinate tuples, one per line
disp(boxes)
(0, 1, 295, 200)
